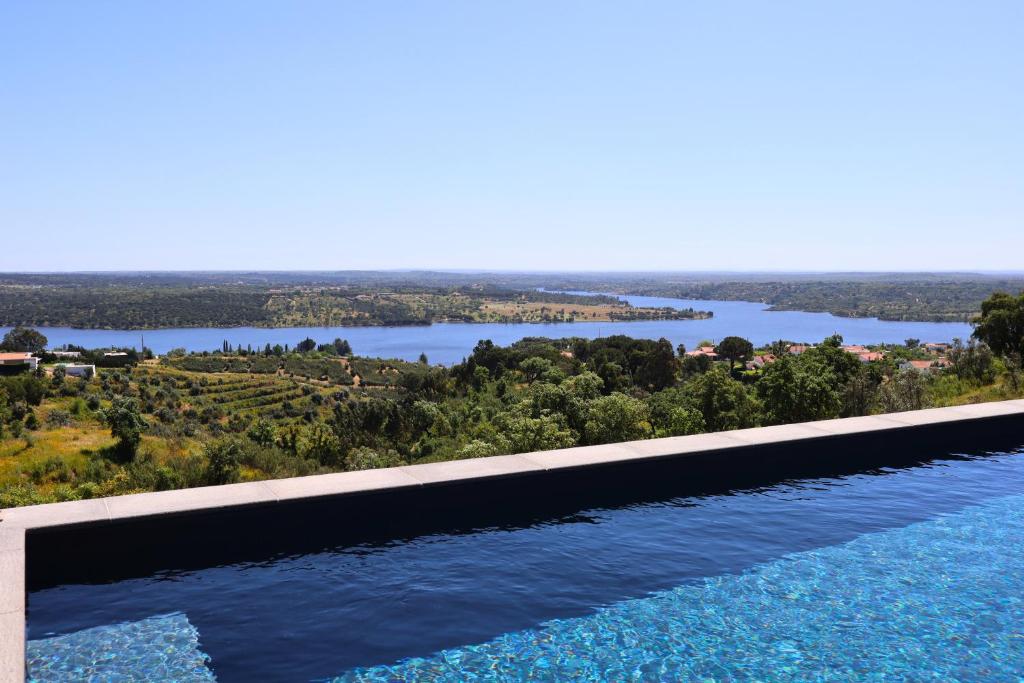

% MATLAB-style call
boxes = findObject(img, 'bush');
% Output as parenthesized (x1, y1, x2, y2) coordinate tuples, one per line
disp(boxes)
(46, 409, 73, 428)
(202, 438, 243, 485)
(344, 446, 402, 471)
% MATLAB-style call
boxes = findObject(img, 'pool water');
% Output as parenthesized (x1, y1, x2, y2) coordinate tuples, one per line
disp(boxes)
(27, 446, 1024, 682)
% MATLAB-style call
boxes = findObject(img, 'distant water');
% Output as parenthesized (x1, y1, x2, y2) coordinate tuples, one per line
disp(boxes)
(2, 295, 973, 365)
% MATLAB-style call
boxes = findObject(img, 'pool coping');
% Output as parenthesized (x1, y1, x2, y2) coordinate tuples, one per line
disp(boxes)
(3, 398, 1024, 681)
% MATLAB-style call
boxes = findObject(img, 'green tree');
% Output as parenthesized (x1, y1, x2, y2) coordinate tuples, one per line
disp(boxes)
(948, 338, 995, 384)
(246, 419, 277, 447)
(344, 446, 402, 471)
(803, 340, 861, 387)
(583, 392, 653, 445)
(300, 423, 343, 466)
(203, 438, 242, 485)
(0, 327, 47, 353)
(102, 397, 147, 461)
(333, 338, 353, 356)
(491, 406, 576, 453)
(878, 370, 931, 413)
(973, 291, 1024, 359)
(756, 356, 841, 424)
(715, 336, 754, 371)
(682, 367, 759, 431)
(296, 337, 317, 353)
(635, 338, 678, 391)
(647, 388, 705, 437)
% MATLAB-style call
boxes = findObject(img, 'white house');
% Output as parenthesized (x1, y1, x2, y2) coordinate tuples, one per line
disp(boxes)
(0, 352, 39, 371)
(51, 350, 81, 358)
(59, 363, 96, 378)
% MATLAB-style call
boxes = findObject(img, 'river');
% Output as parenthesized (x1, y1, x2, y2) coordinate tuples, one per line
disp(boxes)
(1, 294, 975, 365)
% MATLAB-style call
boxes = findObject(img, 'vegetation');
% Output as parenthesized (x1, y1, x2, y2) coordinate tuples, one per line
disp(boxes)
(1, 290, 1022, 508)
(0, 275, 709, 329)
(7, 270, 1020, 328)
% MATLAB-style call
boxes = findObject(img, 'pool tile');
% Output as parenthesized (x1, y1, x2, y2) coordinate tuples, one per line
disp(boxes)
(0, 499, 109, 530)
(105, 481, 277, 520)
(618, 432, 751, 458)
(0, 611, 25, 683)
(943, 401, 1024, 418)
(264, 468, 422, 502)
(0, 548, 24, 614)
(519, 443, 647, 470)
(400, 455, 542, 485)
(793, 414, 909, 436)
(0, 525, 25, 553)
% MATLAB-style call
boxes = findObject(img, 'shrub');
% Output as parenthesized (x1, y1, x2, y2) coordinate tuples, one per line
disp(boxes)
(46, 409, 73, 428)
(203, 438, 243, 485)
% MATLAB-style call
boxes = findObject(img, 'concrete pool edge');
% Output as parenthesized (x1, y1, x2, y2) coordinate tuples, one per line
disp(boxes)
(4, 399, 1024, 681)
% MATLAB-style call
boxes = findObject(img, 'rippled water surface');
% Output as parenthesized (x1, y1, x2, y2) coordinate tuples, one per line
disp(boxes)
(28, 446, 1024, 681)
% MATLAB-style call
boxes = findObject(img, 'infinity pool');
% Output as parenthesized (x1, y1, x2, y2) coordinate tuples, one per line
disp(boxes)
(27, 445, 1024, 681)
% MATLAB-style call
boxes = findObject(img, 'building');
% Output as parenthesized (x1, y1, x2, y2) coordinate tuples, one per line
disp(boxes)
(923, 342, 951, 354)
(787, 344, 812, 355)
(59, 363, 97, 378)
(857, 351, 885, 363)
(0, 352, 39, 372)
(748, 354, 777, 369)
(103, 352, 129, 358)
(686, 346, 719, 360)
(51, 351, 81, 358)
(841, 345, 869, 354)
(900, 359, 945, 373)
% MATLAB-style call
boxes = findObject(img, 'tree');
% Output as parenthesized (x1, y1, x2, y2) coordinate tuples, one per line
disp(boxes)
(344, 446, 402, 471)
(246, 418, 277, 447)
(203, 438, 242, 485)
(296, 337, 317, 353)
(333, 338, 353, 356)
(635, 338, 679, 391)
(947, 338, 995, 384)
(103, 397, 147, 461)
(715, 336, 754, 371)
(1, 327, 47, 353)
(418, 352, 429, 365)
(843, 367, 880, 417)
(583, 393, 653, 445)
(756, 356, 841, 425)
(973, 291, 1024, 359)
(491, 406, 576, 453)
(802, 341, 862, 387)
(878, 370, 931, 413)
(300, 423, 342, 465)
(682, 367, 759, 431)
(647, 388, 705, 437)
(768, 340, 792, 358)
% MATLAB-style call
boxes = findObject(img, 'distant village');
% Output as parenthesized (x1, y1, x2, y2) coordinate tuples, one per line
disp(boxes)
(685, 341, 953, 373)
(2, 339, 958, 378)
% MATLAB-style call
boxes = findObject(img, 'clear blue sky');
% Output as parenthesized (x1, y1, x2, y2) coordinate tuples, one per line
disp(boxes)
(2, 2, 1021, 272)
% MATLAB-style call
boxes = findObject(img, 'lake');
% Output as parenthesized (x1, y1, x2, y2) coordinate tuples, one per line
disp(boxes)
(2, 295, 974, 365)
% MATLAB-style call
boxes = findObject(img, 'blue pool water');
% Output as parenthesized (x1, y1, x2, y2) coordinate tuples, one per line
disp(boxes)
(27, 446, 1024, 681)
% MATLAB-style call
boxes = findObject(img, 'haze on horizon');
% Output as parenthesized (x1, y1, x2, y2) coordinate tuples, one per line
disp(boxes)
(2, 2, 1021, 273)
